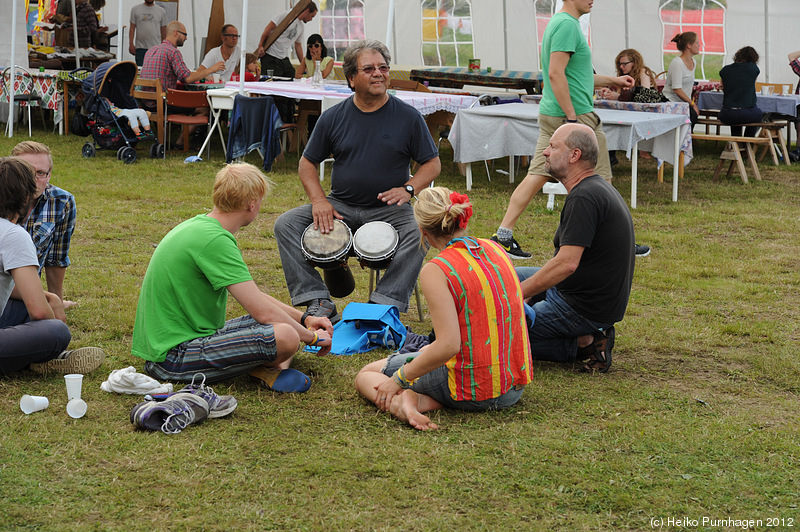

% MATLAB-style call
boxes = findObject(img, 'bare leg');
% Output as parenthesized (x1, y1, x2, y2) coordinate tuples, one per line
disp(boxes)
(499, 173, 550, 229)
(270, 322, 299, 370)
(355, 360, 443, 430)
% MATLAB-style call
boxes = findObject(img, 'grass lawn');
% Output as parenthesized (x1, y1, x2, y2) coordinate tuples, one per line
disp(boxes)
(1, 123, 799, 531)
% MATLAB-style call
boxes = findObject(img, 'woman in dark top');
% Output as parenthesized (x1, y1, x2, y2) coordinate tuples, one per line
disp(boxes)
(719, 46, 762, 137)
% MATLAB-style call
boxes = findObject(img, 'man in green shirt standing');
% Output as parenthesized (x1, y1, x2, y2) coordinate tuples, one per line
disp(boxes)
(491, 0, 635, 259)
(132, 163, 332, 392)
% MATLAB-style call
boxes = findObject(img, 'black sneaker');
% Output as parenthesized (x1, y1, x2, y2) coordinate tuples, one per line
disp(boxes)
(490, 234, 532, 259)
(635, 244, 651, 257)
(130, 393, 210, 434)
(789, 148, 800, 163)
(306, 298, 339, 323)
(176, 373, 238, 419)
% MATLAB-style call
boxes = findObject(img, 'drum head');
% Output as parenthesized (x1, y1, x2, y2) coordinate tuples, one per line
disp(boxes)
(301, 219, 352, 262)
(353, 221, 399, 260)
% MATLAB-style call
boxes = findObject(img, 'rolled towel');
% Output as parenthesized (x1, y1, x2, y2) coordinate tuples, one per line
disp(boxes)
(101, 366, 173, 395)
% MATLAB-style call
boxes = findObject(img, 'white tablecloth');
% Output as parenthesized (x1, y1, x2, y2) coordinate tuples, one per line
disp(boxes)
(225, 80, 477, 116)
(450, 103, 688, 164)
(448, 103, 689, 206)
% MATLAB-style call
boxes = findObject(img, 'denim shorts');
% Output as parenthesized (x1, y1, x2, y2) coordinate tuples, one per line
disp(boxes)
(381, 353, 525, 412)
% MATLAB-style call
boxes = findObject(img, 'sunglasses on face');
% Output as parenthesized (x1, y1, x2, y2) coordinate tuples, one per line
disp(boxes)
(357, 65, 390, 75)
(308, 43, 321, 48)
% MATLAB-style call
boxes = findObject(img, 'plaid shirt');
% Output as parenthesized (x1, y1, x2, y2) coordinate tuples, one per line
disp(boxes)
(141, 40, 192, 92)
(23, 184, 76, 272)
(791, 59, 800, 94)
(74, 1, 98, 48)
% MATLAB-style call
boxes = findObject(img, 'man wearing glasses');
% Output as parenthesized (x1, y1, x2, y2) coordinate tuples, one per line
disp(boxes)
(274, 40, 441, 323)
(129, 0, 168, 67)
(200, 24, 242, 82)
(141, 21, 225, 148)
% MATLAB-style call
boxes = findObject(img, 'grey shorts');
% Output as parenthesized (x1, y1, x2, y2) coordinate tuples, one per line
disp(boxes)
(381, 352, 525, 412)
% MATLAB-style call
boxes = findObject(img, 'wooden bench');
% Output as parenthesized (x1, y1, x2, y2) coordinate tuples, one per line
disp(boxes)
(694, 117, 791, 166)
(691, 133, 772, 183)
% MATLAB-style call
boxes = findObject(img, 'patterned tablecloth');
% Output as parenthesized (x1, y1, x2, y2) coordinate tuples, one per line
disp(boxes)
(226, 80, 478, 116)
(696, 91, 800, 117)
(410, 67, 542, 94)
(1, 68, 92, 129)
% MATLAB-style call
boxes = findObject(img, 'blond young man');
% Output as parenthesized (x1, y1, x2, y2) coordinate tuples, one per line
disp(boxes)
(132, 163, 332, 392)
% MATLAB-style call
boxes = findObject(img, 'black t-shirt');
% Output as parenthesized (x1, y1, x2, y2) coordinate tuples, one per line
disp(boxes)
(554, 175, 635, 323)
(720, 62, 759, 109)
(303, 95, 438, 208)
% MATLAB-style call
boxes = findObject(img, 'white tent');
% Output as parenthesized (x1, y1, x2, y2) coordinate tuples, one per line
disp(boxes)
(4, 0, 800, 85)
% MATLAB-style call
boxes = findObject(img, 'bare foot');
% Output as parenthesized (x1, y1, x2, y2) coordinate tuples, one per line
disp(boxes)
(389, 390, 439, 431)
(63, 300, 78, 310)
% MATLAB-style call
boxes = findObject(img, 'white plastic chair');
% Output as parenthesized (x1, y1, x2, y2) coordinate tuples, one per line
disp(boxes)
(318, 97, 344, 181)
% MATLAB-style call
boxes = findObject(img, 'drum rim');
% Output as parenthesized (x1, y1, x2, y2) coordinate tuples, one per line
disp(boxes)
(353, 221, 399, 261)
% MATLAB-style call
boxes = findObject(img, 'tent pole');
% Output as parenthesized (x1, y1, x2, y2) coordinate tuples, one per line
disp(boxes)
(764, 0, 770, 81)
(386, 0, 395, 57)
(502, 0, 508, 70)
(72, 0, 80, 68)
(238, 0, 249, 95)
(117, 0, 123, 61)
(8, 0, 17, 137)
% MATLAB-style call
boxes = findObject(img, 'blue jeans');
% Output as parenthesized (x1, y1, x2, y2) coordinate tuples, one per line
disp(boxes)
(516, 267, 613, 363)
(274, 198, 427, 312)
(0, 299, 71, 375)
(382, 353, 524, 411)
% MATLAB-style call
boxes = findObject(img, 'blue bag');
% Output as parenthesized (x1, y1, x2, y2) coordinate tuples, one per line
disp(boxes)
(306, 303, 407, 356)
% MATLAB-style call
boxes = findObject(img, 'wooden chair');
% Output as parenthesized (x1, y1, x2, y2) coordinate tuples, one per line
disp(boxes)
(165, 89, 210, 153)
(132, 78, 165, 145)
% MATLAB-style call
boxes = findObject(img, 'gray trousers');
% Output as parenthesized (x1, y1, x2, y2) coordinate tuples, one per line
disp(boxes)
(274, 198, 427, 312)
(0, 299, 71, 375)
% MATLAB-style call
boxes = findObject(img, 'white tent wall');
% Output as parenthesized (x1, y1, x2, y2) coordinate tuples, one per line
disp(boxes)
(591, 0, 799, 86)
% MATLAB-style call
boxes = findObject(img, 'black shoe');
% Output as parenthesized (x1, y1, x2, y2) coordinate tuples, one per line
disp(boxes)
(306, 298, 339, 323)
(789, 148, 800, 163)
(609, 150, 619, 168)
(579, 326, 614, 373)
(490, 234, 532, 259)
(635, 244, 651, 257)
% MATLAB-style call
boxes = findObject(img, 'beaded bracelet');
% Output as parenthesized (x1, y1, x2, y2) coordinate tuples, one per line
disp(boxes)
(392, 364, 418, 389)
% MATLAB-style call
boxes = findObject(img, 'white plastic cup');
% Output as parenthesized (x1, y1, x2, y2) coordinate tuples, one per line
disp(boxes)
(266, 69, 274, 80)
(760, 86, 771, 95)
(20, 395, 49, 414)
(211, 73, 221, 84)
(66, 398, 88, 419)
(64, 374, 83, 401)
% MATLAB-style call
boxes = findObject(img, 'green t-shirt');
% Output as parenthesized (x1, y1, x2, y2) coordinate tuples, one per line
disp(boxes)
(131, 215, 253, 362)
(539, 11, 594, 118)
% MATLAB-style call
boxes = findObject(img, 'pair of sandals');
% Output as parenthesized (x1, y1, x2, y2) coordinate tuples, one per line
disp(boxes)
(578, 326, 614, 373)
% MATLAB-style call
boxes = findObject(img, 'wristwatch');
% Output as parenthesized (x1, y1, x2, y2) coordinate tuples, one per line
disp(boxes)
(404, 184, 415, 197)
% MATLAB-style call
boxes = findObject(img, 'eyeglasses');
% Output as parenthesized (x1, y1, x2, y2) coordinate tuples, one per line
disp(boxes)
(618, 61, 633, 67)
(308, 43, 321, 48)
(176, 30, 188, 37)
(223, 33, 240, 38)
(357, 65, 390, 75)
(35, 170, 51, 179)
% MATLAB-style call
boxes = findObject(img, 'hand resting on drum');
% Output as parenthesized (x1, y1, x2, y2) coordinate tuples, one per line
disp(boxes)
(311, 199, 343, 234)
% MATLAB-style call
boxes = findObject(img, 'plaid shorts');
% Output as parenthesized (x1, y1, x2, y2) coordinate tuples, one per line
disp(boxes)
(145, 315, 277, 383)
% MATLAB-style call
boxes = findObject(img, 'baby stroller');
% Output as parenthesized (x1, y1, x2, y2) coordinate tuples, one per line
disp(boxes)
(78, 61, 164, 163)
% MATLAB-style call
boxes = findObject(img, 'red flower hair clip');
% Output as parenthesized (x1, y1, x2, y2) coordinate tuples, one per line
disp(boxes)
(449, 191, 473, 229)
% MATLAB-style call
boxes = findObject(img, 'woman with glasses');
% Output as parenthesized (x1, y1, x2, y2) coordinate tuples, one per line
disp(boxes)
(295, 34, 334, 80)
(600, 49, 660, 103)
